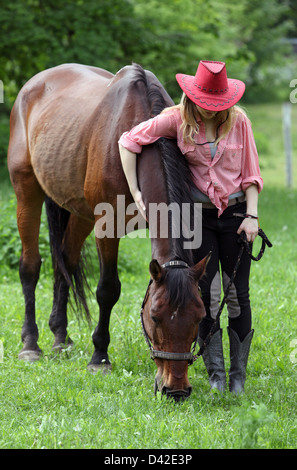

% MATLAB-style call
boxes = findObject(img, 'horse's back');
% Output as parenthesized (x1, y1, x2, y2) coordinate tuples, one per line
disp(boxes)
(9, 63, 113, 142)
(8, 63, 172, 220)
(8, 64, 114, 218)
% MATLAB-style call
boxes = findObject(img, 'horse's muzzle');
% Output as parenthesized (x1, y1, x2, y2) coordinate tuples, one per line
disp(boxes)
(161, 385, 192, 402)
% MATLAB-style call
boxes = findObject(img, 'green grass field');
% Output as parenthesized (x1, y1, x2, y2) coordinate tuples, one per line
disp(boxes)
(0, 103, 297, 449)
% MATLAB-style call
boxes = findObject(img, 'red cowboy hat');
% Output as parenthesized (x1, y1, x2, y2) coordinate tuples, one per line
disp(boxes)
(176, 60, 245, 111)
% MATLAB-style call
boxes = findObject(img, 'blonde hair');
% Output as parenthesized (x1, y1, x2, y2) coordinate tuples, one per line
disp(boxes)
(162, 93, 247, 146)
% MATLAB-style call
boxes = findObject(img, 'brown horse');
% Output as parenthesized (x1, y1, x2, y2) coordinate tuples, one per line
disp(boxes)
(7, 63, 208, 401)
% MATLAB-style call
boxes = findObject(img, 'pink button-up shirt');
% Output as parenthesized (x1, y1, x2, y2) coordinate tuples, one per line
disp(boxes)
(119, 108, 263, 215)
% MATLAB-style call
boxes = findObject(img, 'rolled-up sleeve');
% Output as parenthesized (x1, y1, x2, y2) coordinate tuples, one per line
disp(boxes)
(241, 118, 264, 193)
(118, 111, 177, 154)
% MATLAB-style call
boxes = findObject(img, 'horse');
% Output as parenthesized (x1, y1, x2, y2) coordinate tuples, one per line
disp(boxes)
(7, 63, 209, 401)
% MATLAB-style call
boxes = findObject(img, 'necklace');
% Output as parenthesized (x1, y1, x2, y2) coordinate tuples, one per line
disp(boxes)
(195, 112, 229, 146)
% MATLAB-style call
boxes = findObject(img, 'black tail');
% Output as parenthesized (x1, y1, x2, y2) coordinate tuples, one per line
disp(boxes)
(44, 196, 91, 324)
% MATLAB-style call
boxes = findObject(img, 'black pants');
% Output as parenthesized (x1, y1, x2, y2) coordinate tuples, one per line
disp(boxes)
(194, 202, 252, 342)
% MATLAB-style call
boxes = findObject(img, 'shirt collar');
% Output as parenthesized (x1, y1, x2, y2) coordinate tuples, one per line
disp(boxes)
(195, 113, 204, 125)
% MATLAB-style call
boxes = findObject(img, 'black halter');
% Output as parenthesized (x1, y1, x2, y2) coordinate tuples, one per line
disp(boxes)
(140, 260, 200, 364)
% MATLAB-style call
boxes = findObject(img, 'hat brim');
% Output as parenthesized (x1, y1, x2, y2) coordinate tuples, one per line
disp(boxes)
(176, 74, 245, 111)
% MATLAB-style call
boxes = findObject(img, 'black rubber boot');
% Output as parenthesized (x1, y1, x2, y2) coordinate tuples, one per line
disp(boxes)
(198, 328, 226, 393)
(228, 327, 254, 394)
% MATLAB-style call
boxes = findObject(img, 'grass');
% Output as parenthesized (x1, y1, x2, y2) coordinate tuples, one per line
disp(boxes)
(247, 102, 297, 186)
(0, 103, 297, 449)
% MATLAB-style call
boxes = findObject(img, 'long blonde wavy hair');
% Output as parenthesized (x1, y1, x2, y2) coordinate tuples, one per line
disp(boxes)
(162, 92, 247, 146)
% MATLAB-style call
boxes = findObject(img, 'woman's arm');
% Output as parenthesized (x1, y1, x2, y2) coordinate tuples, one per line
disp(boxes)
(237, 183, 259, 242)
(119, 143, 146, 219)
(118, 110, 178, 220)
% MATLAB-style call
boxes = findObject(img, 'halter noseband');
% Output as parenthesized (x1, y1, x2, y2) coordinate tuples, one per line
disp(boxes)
(140, 260, 200, 365)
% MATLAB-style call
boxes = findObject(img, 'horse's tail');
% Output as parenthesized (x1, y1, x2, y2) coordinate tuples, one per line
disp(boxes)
(44, 195, 91, 324)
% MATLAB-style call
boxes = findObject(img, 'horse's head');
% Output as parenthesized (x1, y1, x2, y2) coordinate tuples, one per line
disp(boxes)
(141, 254, 210, 401)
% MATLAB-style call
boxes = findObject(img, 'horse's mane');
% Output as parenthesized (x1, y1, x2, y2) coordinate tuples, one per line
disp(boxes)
(132, 65, 199, 309)
(132, 64, 196, 265)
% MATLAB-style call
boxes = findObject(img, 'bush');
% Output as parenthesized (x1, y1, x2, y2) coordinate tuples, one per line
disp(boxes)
(0, 112, 10, 166)
(253, 131, 269, 156)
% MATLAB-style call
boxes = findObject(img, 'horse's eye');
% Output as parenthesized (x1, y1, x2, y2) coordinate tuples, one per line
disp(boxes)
(198, 286, 202, 298)
(150, 309, 160, 323)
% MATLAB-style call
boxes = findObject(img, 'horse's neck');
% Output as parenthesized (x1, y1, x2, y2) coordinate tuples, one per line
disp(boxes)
(150, 237, 173, 265)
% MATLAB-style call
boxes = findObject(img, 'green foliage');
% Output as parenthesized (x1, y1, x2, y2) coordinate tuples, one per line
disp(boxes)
(0, 0, 137, 101)
(0, 0, 294, 105)
(0, 196, 21, 270)
(0, 0, 295, 166)
(253, 131, 269, 159)
(232, 402, 275, 449)
(231, 0, 294, 102)
(0, 113, 9, 162)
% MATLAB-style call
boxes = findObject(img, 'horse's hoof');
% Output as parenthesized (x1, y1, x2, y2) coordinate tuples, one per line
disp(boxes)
(52, 339, 74, 353)
(87, 362, 112, 375)
(18, 350, 42, 361)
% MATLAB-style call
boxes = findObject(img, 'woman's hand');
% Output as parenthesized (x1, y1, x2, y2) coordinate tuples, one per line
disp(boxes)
(132, 188, 146, 221)
(239, 184, 259, 242)
(237, 217, 258, 243)
(118, 144, 147, 219)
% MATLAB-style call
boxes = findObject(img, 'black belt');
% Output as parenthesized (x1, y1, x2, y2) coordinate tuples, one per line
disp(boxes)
(202, 195, 245, 209)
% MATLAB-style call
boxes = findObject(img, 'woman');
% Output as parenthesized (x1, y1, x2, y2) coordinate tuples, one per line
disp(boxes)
(118, 60, 263, 394)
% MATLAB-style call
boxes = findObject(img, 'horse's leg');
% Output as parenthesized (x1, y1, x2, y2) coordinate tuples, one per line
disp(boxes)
(88, 237, 121, 373)
(12, 170, 44, 360)
(48, 212, 94, 350)
(49, 266, 71, 351)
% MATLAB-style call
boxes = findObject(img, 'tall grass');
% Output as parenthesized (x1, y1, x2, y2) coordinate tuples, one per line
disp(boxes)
(0, 103, 297, 449)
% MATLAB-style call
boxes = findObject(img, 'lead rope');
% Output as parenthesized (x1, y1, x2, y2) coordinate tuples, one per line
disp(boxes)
(193, 227, 272, 360)
(140, 229, 272, 365)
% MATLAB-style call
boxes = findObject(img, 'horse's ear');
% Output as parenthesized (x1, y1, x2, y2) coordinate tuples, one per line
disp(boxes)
(191, 252, 211, 281)
(149, 259, 165, 283)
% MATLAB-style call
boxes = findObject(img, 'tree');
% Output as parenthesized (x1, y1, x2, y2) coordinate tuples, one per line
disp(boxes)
(221, 0, 293, 102)
(0, 0, 138, 102)
(0, 0, 294, 105)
